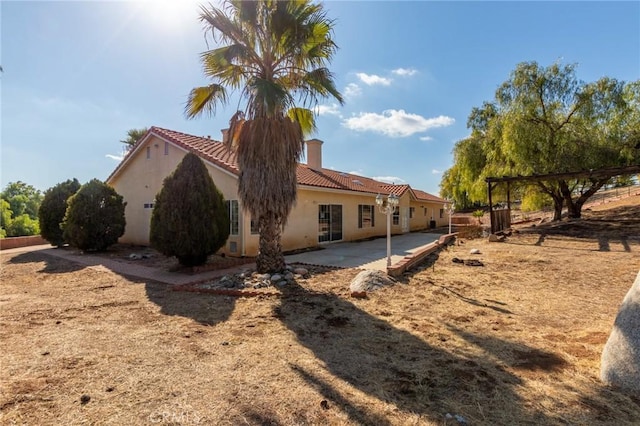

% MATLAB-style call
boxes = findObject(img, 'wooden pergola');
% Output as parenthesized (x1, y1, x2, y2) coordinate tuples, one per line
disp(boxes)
(484, 164, 640, 234)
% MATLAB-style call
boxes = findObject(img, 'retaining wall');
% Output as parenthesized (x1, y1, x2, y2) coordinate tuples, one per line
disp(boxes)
(388, 234, 456, 277)
(0, 235, 48, 250)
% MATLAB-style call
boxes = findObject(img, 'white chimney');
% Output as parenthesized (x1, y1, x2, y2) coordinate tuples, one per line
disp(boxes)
(306, 139, 323, 170)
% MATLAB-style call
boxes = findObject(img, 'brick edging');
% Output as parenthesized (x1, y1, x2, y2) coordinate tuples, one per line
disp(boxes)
(387, 233, 456, 277)
(0, 235, 48, 250)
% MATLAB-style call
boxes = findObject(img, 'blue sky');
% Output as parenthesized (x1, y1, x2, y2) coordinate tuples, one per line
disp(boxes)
(2, 1, 639, 197)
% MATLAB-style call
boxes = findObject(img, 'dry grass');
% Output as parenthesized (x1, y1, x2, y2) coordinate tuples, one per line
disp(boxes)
(1, 196, 640, 425)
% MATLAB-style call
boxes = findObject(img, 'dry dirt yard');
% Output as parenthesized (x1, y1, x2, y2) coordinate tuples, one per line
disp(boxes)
(1, 196, 640, 425)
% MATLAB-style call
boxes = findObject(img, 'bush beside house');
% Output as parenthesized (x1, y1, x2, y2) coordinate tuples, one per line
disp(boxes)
(150, 153, 230, 267)
(62, 179, 126, 251)
(38, 178, 81, 247)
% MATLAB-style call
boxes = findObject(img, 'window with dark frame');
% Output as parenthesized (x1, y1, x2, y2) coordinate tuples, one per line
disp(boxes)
(146, 146, 151, 159)
(358, 204, 375, 228)
(164, 141, 169, 155)
(250, 218, 259, 234)
(226, 200, 239, 235)
(392, 208, 400, 225)
(409, 207, 415, 219)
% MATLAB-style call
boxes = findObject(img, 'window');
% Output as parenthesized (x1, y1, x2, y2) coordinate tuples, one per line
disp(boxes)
(143, 203, 154, 209)
(226, 200, 239, 235)
(164, 141, 169, 155)
(358, 205, 375, 228)
(440, 208, 445, 218)
(318, 204, 342, 242)
(392, 208, 400, 225)
(409, 207, 415, 219)
(250, 218, 259, 234)
(424, 207, 427, 217)
(146, 146, 151, 159)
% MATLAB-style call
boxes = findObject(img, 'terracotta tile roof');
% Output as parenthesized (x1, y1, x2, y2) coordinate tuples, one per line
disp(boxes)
(107, 126, 444, 202)
(152, 127, 239, 174)
(412, 188, 447, 203)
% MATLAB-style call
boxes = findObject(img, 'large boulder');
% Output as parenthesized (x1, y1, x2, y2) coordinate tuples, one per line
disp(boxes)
(601, 270, 640, 395)
(349, 270, 396, 293)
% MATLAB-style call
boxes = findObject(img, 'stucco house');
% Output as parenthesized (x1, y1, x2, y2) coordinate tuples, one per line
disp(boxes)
(106, 127, 448, 257)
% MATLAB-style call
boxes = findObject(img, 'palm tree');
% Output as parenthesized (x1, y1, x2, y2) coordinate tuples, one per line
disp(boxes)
(185, 0, 343, 273)
(120, 128, 149, 150)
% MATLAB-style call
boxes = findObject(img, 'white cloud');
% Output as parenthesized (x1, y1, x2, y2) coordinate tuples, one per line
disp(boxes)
(106, 154, 124, 161)
(348, 170, 365, 176)
(371, 176, 407, 184)
(344, 83, 362, 99)
(432, 169, 442, 174)
(342, 109, 455, 138)
(419, 136, 433, 141)
(392, 68, 418, 77)
(316, 103, 341, 117)
(356, 73, 392, 86)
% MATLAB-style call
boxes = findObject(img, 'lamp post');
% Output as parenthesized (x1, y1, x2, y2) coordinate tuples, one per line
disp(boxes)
(376, 193, 400, 267)
(445, 200, 455, 234)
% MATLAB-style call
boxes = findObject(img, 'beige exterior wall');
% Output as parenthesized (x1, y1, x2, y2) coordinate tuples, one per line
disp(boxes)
(108, 135, 239, 251)
(407, 200, 448, 231)
(108, 134, 447, 257)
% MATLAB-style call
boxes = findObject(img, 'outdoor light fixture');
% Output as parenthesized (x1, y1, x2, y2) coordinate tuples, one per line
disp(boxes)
(445, 200, 455, 234)
(376, 193, 400, 267)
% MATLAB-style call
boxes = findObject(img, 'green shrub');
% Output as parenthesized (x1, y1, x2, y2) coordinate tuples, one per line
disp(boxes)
(150, 153, 230, 266)
(38, 178, 81, 247)
(0, 199, 11, 238)
(472, 209, 485, 224)
(62, 179, 126, 251)
(6, 214, 40, 237)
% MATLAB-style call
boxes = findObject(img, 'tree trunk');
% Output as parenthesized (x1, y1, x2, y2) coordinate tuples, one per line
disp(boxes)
(560, 178, 609, 219)
(256, 212, 286, 273)
(538, 182, 564, 221)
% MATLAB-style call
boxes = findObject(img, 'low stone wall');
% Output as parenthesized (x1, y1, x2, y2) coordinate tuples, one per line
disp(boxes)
(388, 234, 456, 277)
(0, 235, 48, 250)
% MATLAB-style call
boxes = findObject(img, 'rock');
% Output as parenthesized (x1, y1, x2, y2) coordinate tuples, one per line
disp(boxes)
(488, 234, 505, 242)
(80, 394, 91, 405)
(601, 271, 640, 394)
(470, 248, 481, 254)
(128, 253, 142, 260)
(349, 270, 395, 293)
(270, 274, 283, 282)
(276, 280, 288, 287)
(253, 272, 271, 281)
(350, 291, 367, 299)
(284, 272, 294, 281)
(293, 267, 308, 276)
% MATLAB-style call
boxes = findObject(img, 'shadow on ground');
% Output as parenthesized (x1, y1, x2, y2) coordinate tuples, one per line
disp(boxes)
(7, 250, 86, 274)
(275, 279, 560, 424)
(516, 204, 640, 252)
(144, 281, 237, 326)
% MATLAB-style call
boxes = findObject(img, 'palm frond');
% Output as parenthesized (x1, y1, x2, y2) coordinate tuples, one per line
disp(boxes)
(287, 107, 316, 137)
(185, 84, 228, 119)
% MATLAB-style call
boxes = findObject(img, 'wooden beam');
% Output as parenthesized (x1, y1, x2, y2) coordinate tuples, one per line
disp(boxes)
(485, 164, 640, 184)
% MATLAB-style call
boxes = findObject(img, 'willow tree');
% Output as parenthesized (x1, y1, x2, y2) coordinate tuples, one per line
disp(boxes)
(448, 62, 639, 220)
(185, 0, 343, 272)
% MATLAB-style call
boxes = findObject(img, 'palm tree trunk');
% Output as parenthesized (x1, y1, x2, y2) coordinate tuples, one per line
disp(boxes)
(256, 212, 286, 273)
